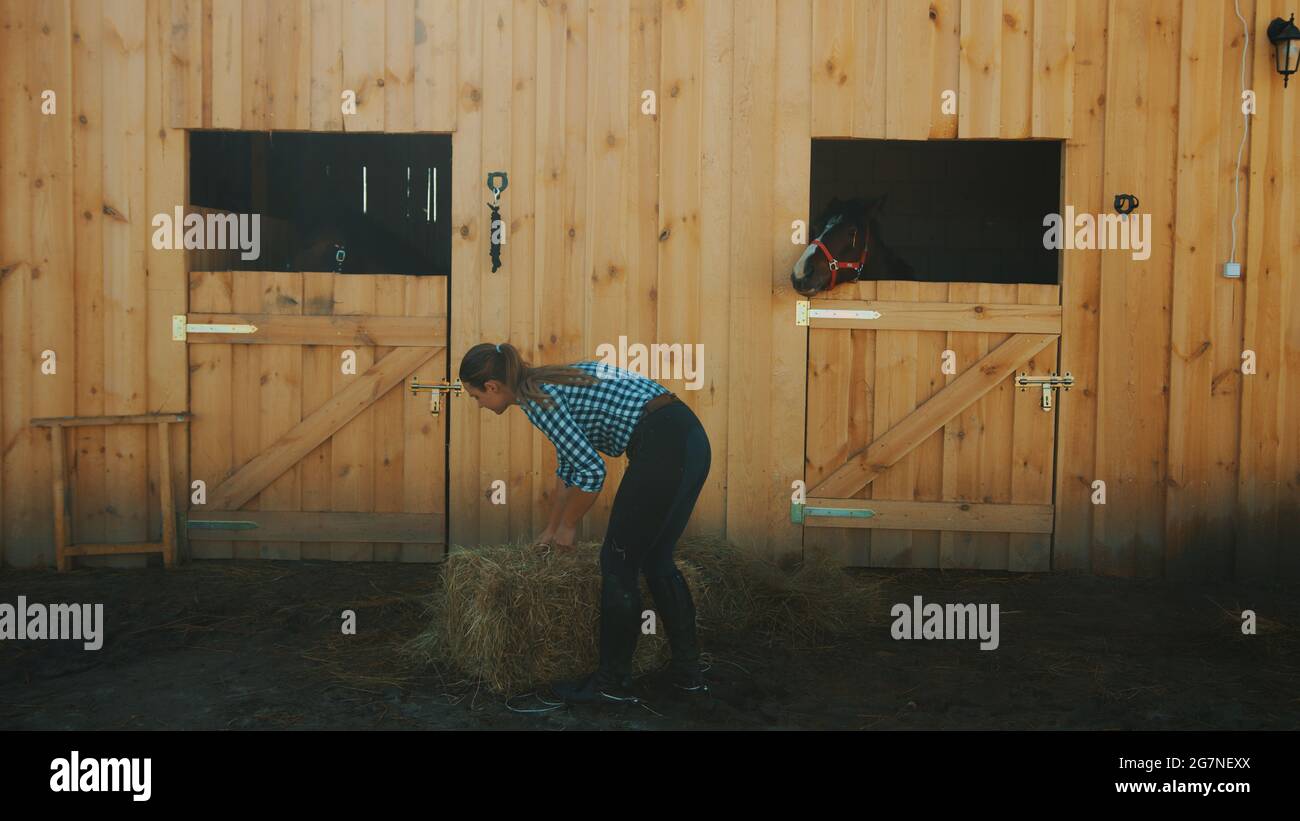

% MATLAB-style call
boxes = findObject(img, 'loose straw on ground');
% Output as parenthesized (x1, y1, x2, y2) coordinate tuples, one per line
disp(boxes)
(403, 536, 884, 696)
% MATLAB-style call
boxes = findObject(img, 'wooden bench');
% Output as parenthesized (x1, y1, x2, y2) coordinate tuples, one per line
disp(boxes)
(30, 413, 192, 571)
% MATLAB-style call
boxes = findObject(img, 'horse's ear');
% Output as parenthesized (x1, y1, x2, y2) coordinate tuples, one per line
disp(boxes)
(868, 193, 889, 216)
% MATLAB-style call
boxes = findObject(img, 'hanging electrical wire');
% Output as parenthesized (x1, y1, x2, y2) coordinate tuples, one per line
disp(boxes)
(1228, 0, 1251, 272)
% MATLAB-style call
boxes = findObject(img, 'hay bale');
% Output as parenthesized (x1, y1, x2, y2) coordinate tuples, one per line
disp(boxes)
(405, 536, 883, 695)
(404, 543, 706, 696)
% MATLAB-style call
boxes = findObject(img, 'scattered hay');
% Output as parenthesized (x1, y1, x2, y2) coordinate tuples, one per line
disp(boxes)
(676, 536, 885, 647)
(1208, 597, 1291, 635)
(403, 535, 884, 696)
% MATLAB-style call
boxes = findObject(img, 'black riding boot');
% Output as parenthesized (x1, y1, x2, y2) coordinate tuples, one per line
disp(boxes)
(646, 568, 708, 693)
(550, 574, 641, 704)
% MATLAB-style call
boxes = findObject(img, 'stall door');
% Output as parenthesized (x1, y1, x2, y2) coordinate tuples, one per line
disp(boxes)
(801, 281, 1062, 570)
(182, 271, 447, 561)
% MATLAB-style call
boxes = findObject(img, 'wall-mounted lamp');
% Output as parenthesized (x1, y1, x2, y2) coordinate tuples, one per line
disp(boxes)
(1268, 14, 1300, 87)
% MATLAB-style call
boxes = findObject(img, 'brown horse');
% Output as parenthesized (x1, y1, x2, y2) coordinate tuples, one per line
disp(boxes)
(790, 196, 915, 296)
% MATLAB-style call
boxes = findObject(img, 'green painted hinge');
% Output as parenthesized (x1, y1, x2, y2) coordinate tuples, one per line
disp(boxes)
(790, 503, 876, 524)
(187, 519, 259, 531)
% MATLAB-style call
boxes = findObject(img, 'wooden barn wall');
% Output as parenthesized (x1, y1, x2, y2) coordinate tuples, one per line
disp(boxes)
(1, 0, 1297, 578)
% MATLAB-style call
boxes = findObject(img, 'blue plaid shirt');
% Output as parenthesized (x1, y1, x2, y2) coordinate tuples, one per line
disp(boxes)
(521, 361, 670, 493)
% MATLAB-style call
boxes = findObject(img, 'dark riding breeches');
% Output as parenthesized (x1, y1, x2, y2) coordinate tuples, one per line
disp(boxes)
(600, 401, 711, 588)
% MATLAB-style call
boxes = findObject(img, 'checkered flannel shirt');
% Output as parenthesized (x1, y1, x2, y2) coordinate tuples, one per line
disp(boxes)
(520, 361, 670, 493)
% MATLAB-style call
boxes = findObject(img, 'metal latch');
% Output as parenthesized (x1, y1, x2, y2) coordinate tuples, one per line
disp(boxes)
(1015, 371, 1074, 412)
(411, 378, 463, 415)
(172, 315, 258, 341)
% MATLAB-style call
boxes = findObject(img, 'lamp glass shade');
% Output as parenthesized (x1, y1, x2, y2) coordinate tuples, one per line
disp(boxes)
(1269, 16, 1300, 81)
(1280, 38, 1300, 76)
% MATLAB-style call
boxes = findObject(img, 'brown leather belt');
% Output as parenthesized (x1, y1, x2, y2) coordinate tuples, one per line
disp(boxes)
(627, 392, 680, 459)
(637, 391, 680, 426)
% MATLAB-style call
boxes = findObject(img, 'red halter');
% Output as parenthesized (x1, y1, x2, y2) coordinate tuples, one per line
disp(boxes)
(812, 226, 869, 290)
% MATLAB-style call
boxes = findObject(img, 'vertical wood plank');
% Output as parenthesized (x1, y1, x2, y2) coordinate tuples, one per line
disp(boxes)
(343, 0, 386, 131)
(1133, 0, 1179, 578)
(958, 0, 1001, 138)
(1008, 284, 1057, 571)
(264, 0, 311, 130)
(1055, 0, 1103, 570)
(189, 270, 234, 558)
(230, 274, 262, 558)
(103, 0, 150, 552)
(401, 275, 444, 561)
(1031, 0, 1074, 138)
(158, 420, 176, 565)
(299, 272, 335, 559)
(310, 0, 344, 131)
(999, 0, 1032, 138)
(885, 0, 933, 140)
(1165, 0, 1227, 579)
(30, 0, 77, 565)
(413, 0, 457, 132)
(385, 0, 415, 132)
(869, 280, 918, 566)
(147, 0, 191, 557)
(371, 275, 407, 560)
(240, 0, 267, 129)
(929, 0, 959, 138)
(210, 0, 242, 128)
(52, 426, 68, 570)
(658, 0, 702, 524)
(448, 0, 480, 549)
(614, 0, 662, 530)
(0, 0, 35, 565)
(167, 0, 204, 128)
(939, 282, 983, 567)
(973, 282, 1017, 569)
(72, 0, 108, 549)
(768, 0, 812, 559)
(909, 281, 949, 567)
(202, 0, 212, 126)
(584, 0, 627, 536)
(1239, 0, 1296, 582)
(1094, 0, 1145, 576)
(258, 271, 303, 559)
(477, 0, 511, 546)
(804, 323, 861, 563)
(508, 0, 537, 541)
(851, 0, 886, 138)
(810, 0, 854, 137)
(330, 276, 376, 560)
(691, 0, 732, 536)
(727, 0, 808, 557)
(1208, 0, 1250, 580)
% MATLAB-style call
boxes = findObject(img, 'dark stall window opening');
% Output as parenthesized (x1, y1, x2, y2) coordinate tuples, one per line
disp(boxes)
(189, 131, 452, 276)
(811, 139, 1062, 286)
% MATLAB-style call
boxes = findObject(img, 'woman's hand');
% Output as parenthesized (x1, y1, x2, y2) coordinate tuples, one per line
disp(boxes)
(553, 523, 577, 553)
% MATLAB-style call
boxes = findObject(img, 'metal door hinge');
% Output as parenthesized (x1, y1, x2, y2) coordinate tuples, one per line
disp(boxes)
(791, 502, 876, 524)
(795, 301, 883, 327)
(172, 315, 259, 341)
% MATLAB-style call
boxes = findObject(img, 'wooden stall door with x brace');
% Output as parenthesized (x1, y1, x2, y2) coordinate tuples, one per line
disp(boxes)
(179, 270, 449, 561)
(800, 280, 1066, 571)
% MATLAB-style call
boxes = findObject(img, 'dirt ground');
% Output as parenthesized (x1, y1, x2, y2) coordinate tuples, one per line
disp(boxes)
(1, 559, 1297, 730)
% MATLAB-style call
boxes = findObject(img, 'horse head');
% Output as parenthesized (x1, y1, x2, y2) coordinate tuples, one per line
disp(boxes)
(790, 195, 915, 296)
